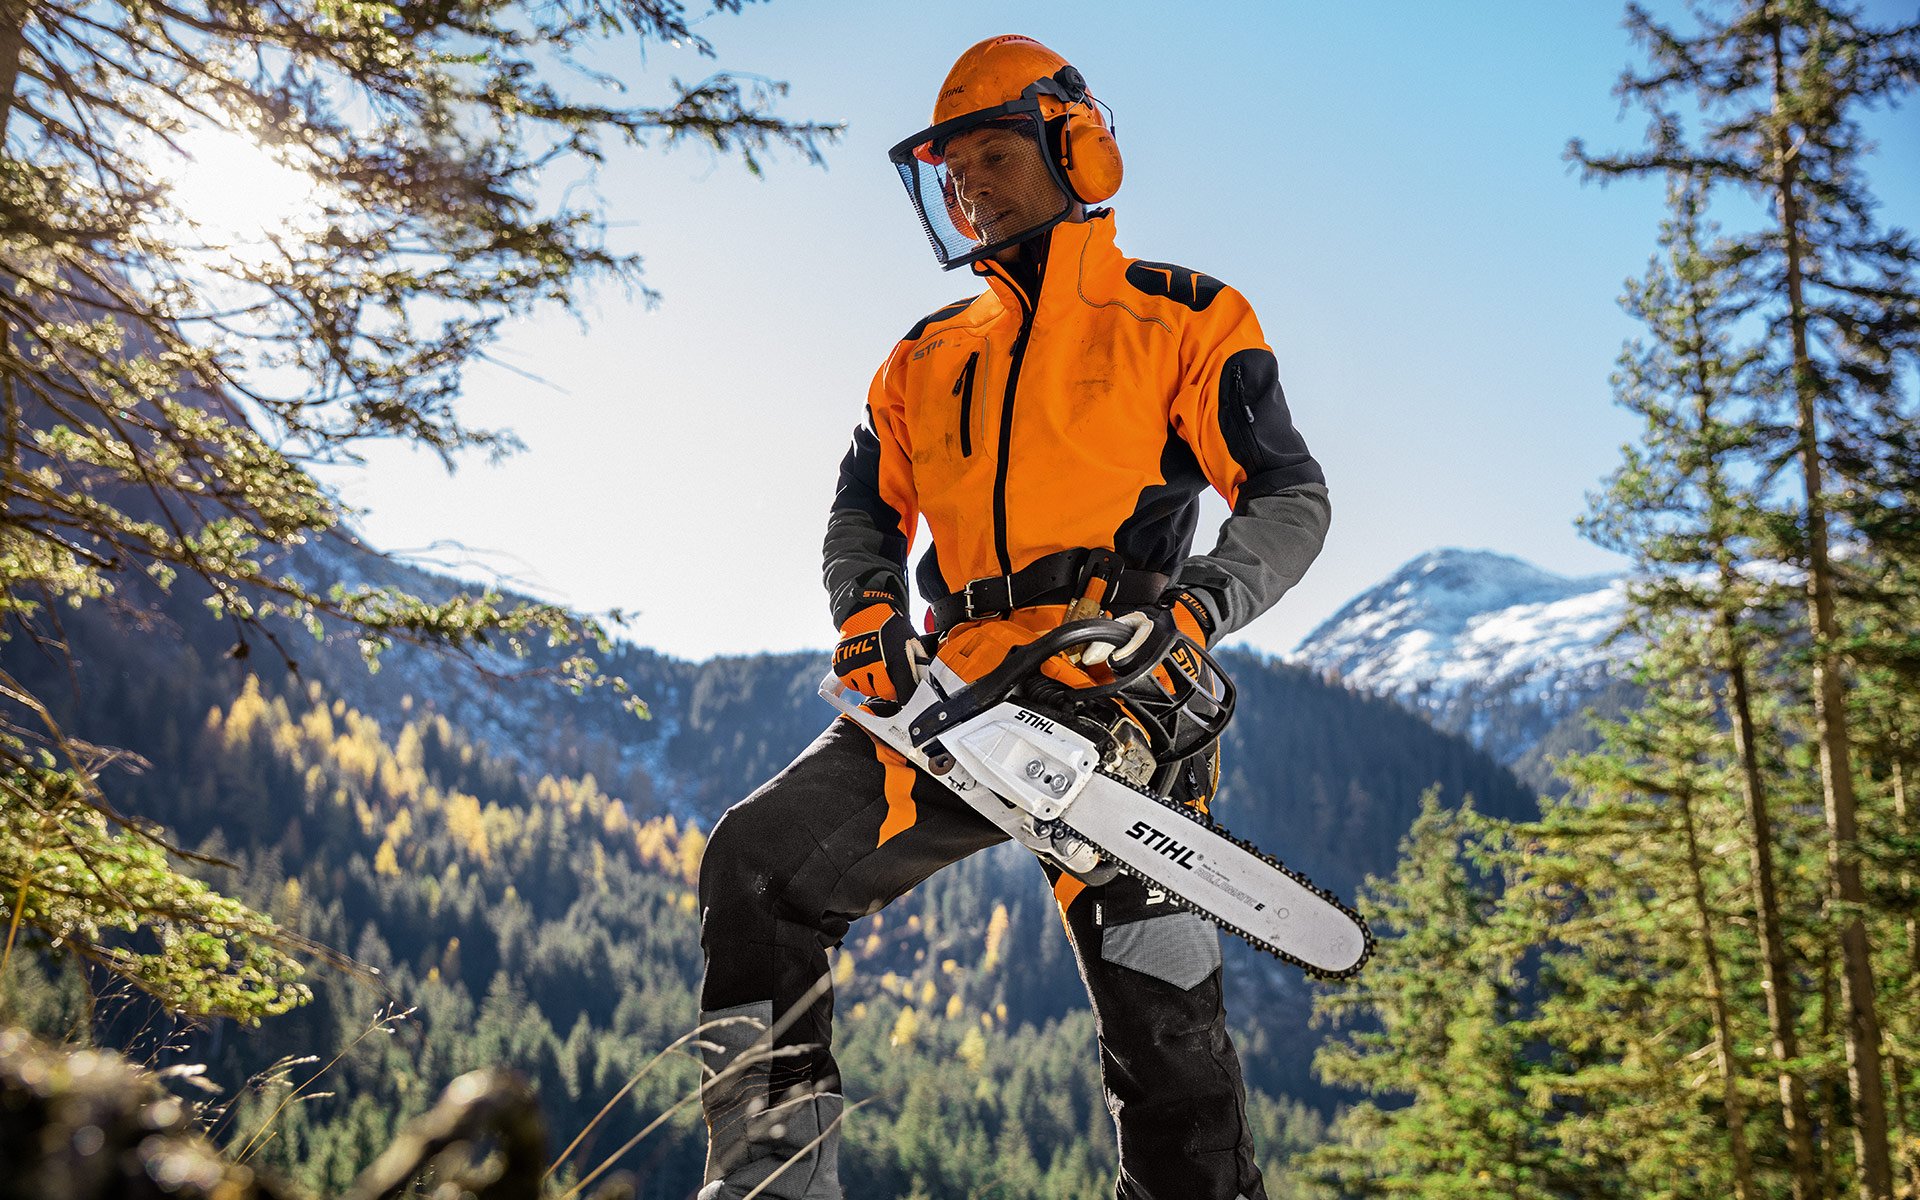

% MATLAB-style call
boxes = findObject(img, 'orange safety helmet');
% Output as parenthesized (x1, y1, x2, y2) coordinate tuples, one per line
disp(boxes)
(889, 35, 1123, 269)
(930, 35, 1123, 205)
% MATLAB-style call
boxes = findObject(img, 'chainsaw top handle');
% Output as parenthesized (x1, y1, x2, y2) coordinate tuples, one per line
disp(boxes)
(907, 617, 1191, 750)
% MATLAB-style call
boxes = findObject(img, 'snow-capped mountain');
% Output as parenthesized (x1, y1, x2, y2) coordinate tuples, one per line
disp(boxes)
(1289, 549, 1636, 775)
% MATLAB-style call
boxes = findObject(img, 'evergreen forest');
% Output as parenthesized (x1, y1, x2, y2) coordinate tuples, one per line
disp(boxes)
(4, 574, 1532, 1197)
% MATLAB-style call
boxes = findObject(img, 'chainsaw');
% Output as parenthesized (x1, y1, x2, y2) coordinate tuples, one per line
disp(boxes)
(820, 617, 1372, 979)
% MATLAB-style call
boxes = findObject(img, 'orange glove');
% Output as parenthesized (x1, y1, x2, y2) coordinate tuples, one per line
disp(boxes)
(833, 601, 927, 703)
(1166, 588, 1216, 645)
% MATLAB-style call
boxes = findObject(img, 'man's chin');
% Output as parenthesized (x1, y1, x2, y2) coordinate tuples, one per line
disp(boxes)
(979, 215, 1041, 246)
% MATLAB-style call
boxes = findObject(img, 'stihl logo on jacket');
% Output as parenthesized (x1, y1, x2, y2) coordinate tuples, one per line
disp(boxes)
(833, 211, 1324, 601)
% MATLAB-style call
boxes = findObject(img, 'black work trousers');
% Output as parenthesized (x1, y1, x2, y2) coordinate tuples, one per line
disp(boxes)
(695, 717, 1267, 1200)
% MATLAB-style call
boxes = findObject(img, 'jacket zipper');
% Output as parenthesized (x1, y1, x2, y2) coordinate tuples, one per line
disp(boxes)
(952, 351, 978, 457)
(991, 276, 1036, 579)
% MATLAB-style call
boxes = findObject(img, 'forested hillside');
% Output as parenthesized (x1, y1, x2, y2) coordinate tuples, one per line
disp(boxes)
(2, 568, 1532, 1196)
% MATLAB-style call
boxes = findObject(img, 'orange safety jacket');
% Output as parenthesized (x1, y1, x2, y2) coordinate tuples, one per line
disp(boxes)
(825, 210, 1327, 636)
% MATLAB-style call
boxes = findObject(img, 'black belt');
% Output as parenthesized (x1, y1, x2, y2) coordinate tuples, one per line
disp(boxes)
(928, 548, 1169, 633)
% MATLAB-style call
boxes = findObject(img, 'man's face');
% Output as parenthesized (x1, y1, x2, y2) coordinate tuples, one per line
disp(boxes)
(941, 123, 1062, 246)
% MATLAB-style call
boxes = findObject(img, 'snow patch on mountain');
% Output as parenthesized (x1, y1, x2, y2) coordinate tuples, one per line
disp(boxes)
(1288, 549, 1634, 766)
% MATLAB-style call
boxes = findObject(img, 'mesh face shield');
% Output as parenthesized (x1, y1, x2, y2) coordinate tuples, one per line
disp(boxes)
(889, 103, 1075, 271)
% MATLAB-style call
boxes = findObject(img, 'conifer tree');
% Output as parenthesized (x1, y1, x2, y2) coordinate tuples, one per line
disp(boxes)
(1572, 5, 1920, 1193)
(1845, 552, 1920, 1192)
(1524, 642, 1776, 1199)
(1310, 792, 1583, 1199)
(1581, 173, 1824, 1199)
(0, 0, 835, 1021)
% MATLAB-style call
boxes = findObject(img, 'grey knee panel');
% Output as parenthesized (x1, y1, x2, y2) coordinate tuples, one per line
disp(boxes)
(1100, 911, 1222, 990)
(699, 1001, 844, 1200)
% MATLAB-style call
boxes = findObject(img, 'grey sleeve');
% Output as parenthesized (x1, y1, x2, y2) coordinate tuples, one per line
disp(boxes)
(1171, 482, 1331, 640)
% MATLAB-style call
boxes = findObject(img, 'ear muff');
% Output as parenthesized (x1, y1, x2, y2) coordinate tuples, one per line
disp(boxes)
(1038, 66, 1122, 205)
(1055, 107, 1123, 203)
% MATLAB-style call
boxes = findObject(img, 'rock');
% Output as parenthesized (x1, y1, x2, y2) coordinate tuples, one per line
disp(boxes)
(0, 1026, 300, 1200)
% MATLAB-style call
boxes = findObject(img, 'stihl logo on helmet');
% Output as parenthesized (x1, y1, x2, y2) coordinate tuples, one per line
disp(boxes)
(889, 35, 1123, 270)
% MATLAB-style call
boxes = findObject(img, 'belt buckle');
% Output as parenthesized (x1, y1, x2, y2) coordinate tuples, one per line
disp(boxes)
(962, 574, 1012, 621)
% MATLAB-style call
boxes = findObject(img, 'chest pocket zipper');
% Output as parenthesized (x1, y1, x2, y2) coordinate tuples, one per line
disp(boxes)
(952, 351, 979, 457)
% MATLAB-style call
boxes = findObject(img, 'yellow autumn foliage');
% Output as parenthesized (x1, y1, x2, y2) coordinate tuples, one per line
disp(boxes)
(218, 676, 269, 747)
(983, 902, 1011, 972)
(889, 1006, 919, 1048)
(603, 799, 629, 836)
(395, 723, 424, 771)
(443, 792, 490, 863)
(957, 1027, 987, 1073)
(676, 826, 706, 886)
(300, 703, 335, 746)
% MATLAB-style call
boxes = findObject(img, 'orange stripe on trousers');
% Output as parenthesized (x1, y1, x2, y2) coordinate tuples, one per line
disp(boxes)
(873, 743, 918, 848)
(1052, 873, 1086, 917)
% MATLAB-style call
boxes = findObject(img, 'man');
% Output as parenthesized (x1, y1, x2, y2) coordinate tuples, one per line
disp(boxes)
(695, 34, 1329, 1200)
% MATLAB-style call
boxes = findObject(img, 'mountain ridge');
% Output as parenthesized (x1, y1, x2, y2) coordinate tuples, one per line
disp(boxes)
(1288, 547, 1635, 781)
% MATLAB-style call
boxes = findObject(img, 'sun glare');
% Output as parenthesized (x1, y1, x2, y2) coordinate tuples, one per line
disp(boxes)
(160, 126, 331, 260)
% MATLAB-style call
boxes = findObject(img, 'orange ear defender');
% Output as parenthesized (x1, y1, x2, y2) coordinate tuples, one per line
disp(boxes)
(1037, 64, 1123, 205)
(1056, 111, 1124, 203)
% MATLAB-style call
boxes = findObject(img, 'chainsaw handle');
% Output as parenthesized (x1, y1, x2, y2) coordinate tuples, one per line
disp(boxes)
(906, 617, 1173, 748)
(817, 671, 866, 719)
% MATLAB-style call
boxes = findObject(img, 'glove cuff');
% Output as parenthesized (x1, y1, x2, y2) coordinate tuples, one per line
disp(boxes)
(829, 575, 907, 627)
(1164, 587, 1218, 646)
(843, 589, 906, 625)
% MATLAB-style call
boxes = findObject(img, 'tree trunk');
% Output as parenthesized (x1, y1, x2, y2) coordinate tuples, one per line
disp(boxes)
(1897, 760, 1915, 992)
(1675, 775, 1760, 1200)
(1769, 17, 1893, 1198)
(1892, 1053, 1916, 1200)
(1719, 608, 1823, 1200)
(1895, 760, 1920, 1197)
(0, 1, 26, 485)
(1820, 951, 1842, 1194)
(1683, 182, 1823, 1197)
(0, 2, 25, 141)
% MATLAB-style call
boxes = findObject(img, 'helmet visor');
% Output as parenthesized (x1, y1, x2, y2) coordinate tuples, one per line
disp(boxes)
(889, 103, 1074, 271)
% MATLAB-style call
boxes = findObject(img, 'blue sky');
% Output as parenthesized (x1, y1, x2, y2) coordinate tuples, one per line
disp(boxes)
(311, 1, 1920, 661)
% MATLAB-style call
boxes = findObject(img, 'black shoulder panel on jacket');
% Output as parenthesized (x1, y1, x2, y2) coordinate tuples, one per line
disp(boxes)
(1124, 260, 1226, 312)
(903, 297, 975, 342)
(1217, 347, 1327, 498)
